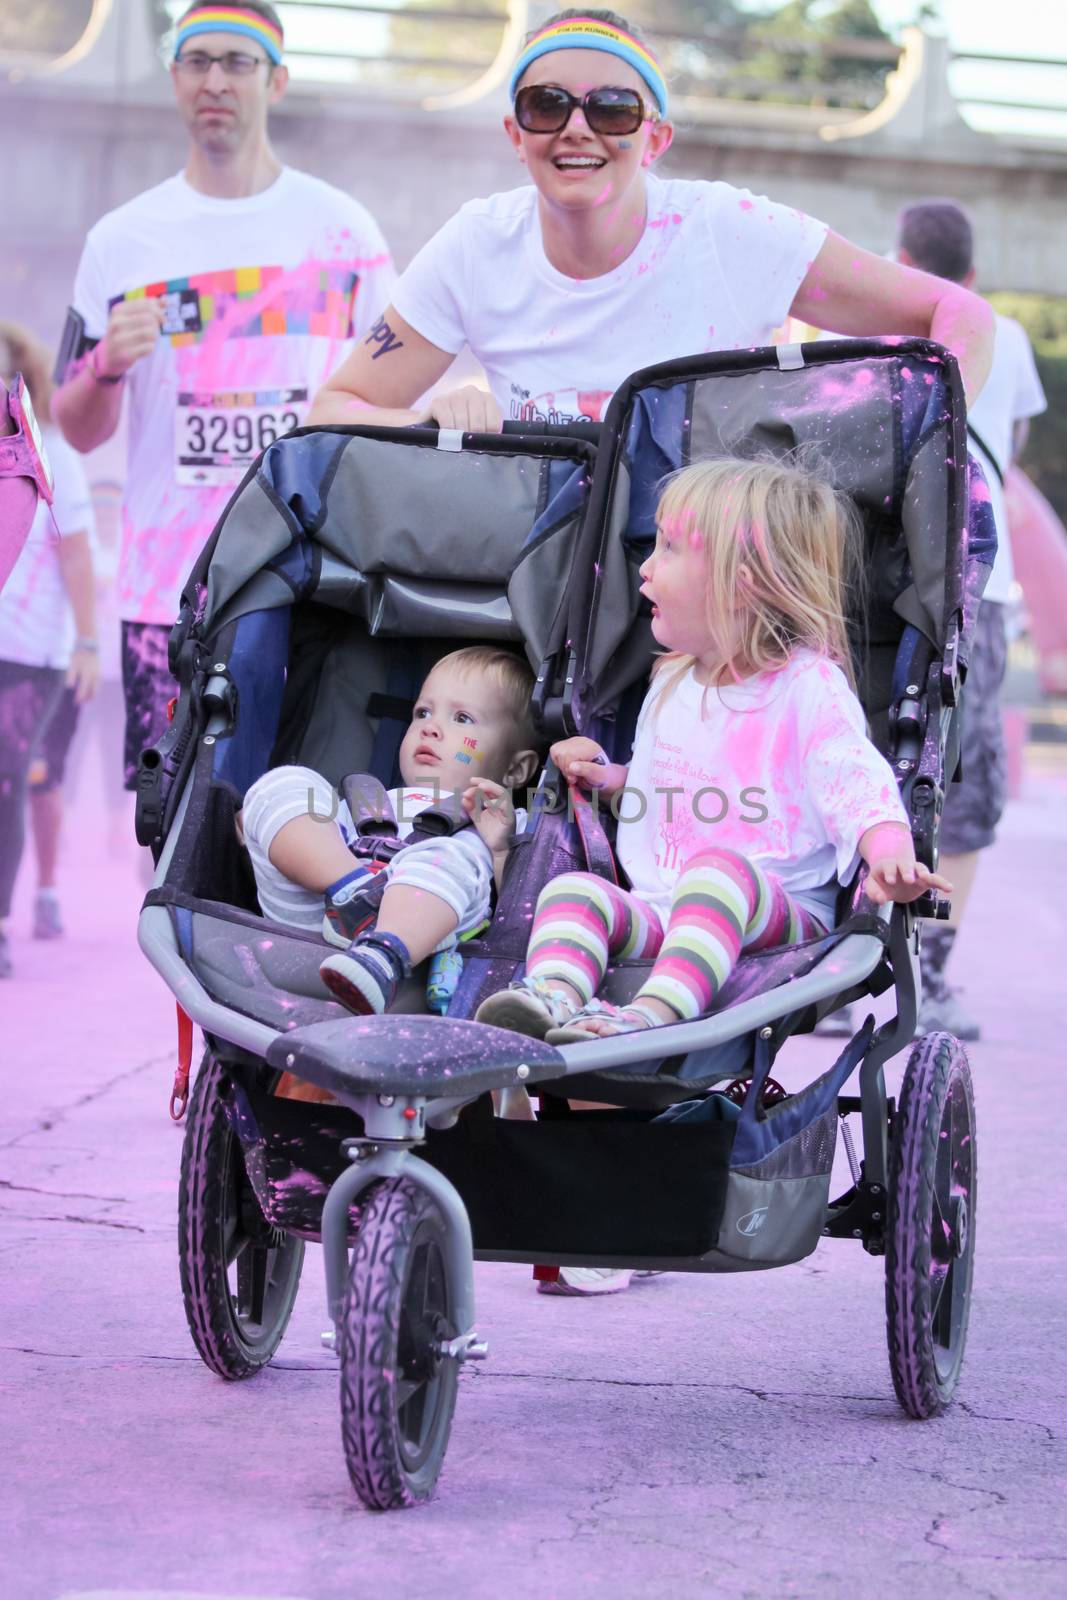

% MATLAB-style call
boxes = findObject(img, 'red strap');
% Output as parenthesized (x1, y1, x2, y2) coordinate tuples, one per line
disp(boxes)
(532, 1264, 560, 1283)
(170, 1004, 194, 1121)
(166, 696, 177, 724)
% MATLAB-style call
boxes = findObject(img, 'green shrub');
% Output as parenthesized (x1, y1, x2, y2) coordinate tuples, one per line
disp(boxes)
(989, 292, 1067, 524)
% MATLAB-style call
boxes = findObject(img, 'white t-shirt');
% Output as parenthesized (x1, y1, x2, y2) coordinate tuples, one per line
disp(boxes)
(617, 652, 908, 930)
(392, 175, 827, 425)
(966, 313, 1047, 604)
(0, 426, 95, 669)
(70, 168, 395, 625)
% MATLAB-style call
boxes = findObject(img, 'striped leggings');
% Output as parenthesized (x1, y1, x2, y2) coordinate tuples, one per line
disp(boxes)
(526, 848, 828, 1021)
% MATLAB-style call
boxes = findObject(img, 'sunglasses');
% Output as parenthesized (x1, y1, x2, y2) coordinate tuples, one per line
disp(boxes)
(513, 83, 650, 137)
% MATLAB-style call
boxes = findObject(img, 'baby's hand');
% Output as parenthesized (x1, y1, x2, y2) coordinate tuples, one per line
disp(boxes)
(462, 777, 516, 855)
(865, 855, 953, 906)
(550, 736, 618, 792)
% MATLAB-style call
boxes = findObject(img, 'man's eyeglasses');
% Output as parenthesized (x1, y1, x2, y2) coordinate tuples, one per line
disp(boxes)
(174, 50, 270, 77)
(513, 84, 650, 137)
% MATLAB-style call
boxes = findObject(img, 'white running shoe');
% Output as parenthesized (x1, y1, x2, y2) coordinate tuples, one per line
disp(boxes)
(537, 1266, 634, 1296)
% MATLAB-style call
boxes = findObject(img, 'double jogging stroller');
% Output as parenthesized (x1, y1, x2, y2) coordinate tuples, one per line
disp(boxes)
(137, 339, 988, 1509)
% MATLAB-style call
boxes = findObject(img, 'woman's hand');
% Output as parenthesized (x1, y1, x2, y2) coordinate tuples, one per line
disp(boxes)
(550, 737, 628, 796)
(419, 386, 502, 433)
(860, 823, 953, 905)
(462, 777, 516, 855)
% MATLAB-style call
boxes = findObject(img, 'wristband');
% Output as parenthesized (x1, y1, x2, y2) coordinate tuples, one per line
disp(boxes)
(90, 344, 123, 386)
(74, 637, 99, 653)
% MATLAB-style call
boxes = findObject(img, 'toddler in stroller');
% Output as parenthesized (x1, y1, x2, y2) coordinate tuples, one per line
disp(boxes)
(239, 645, 540, 1020)
(477, 456, 951, 1046)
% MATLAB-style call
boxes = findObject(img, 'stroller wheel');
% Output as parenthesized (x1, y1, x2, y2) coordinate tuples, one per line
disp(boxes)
(178, 1051, 305, 1379)
(885, 1031, 976, 1418)
(339, 1177, 459, 1510)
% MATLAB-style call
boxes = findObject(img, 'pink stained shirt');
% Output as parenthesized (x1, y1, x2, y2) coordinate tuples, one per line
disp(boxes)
(616, 650, 909, 930)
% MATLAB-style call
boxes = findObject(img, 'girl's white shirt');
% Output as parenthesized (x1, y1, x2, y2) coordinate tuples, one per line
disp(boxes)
(617, 651, 909, 930)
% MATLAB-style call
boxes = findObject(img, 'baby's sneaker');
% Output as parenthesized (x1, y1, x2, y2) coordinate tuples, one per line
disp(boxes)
(319, 930, 411, 1016)
(322, 863, 387, 948)
(538, 1266, 634, 1296)
(475, 977, 579, 1040)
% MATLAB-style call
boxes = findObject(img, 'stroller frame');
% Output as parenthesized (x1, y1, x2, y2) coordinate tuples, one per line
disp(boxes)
(139, 338, 983, 1509)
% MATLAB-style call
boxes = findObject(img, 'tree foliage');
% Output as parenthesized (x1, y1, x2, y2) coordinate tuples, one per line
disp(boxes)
(990, 293, 1067, 519)
(0, 0, 95, 55)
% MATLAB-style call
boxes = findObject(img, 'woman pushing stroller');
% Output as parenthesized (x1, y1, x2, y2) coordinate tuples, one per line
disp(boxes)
(476, 455, 952, 1044)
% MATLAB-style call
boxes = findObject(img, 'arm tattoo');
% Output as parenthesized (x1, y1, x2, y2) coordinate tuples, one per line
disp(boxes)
(365, 316, 405, 360)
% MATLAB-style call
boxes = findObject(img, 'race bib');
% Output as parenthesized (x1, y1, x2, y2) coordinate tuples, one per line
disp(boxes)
(175, 387, 307, 487)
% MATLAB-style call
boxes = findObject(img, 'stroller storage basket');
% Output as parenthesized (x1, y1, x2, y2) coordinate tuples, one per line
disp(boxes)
(225, 1021, 868, 1269)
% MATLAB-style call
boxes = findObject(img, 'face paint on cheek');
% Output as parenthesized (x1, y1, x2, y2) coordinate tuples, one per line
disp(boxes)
(618, 140, 632, 149)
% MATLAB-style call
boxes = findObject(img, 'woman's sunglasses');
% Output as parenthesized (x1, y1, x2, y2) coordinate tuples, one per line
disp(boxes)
(513, 84, 650, 137)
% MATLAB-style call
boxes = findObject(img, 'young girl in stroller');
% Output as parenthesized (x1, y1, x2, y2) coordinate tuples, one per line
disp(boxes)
(476, 456, 952, 1045)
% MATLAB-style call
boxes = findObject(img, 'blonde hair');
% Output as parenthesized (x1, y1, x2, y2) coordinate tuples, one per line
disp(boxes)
(652, 455, 861, 701)
(0, 321, 54, 423)
(427, 646, 539, 752)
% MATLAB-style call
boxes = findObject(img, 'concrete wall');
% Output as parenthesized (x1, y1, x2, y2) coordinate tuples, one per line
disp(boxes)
(5, 78, 1067, 359)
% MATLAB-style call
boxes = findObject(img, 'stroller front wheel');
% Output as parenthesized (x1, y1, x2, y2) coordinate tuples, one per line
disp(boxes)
(339, 1177, 460, 1510)
(885, 1030, 977, 1417)
(178, 1050, 305, 1378)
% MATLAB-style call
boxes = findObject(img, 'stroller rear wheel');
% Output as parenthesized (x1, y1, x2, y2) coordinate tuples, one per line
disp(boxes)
(339, 1177, 459, 1510)
(885, 1031, 976, 1418)
(178, 1050, 305, 1378)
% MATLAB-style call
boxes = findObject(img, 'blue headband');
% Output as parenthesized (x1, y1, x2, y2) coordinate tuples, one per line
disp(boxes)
(509, 18, 668, 120)
(174, 8, 284, 65)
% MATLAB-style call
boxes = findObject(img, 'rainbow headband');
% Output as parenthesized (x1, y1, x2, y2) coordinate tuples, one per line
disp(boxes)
(508, 17, 668, 120)
(174, 7, 284, 64)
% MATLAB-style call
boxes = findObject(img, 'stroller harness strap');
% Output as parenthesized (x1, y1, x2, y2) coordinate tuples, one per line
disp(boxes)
(570, 787, 620, 886)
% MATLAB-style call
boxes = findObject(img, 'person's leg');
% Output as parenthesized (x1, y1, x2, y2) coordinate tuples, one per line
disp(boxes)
(0, 662, 64, 973)
(556, 848, 825, 1039)
(120, 620, 175, 792)
(920, 601, 1008, 1039)
(319, 832, 483, 1016)
(29, 686, 81, 938)
(526, 872, 663, 1004)
(474, 871, 663, 1038)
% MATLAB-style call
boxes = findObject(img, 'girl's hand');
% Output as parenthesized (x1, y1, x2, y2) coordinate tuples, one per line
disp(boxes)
(550, 737, 626, 794)
(462, 777, 516, 855)
(865, 854, 953, 906)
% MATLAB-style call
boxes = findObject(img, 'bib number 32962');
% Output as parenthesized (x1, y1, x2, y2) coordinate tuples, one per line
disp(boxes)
(175, 387, 307, 487)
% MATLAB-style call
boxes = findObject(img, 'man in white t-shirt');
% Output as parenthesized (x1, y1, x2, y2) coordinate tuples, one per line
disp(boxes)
(53, 1, 394, 789)
(895, 199, 1047, 1039)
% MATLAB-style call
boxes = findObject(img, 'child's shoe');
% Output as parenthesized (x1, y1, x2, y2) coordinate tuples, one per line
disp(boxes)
(538, 1266, 634, 1296)
(322, 863, 387, 948)
(319, 930, 412, 1015)
(0, 928, 11, 979)
(33, 890, 64, 941)
(475, 976, 580, 1040)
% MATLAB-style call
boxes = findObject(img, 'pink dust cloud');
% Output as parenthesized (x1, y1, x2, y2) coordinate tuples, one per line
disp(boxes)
(738, 199, 755, 212)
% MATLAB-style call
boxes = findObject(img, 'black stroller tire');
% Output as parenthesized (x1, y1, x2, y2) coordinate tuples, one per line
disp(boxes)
(178, 1050, 305, 1379)
(885, 1031, 976, 1418)
(339, 1177, 459, 1510)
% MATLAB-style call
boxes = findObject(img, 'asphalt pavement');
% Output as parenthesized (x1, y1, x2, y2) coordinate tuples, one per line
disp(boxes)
(2, 734, 1065, 1600)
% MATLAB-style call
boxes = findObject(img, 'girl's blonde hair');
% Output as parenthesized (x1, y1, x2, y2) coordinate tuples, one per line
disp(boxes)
(0, 321, 54, 424)
(653, 454, 862, 699)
